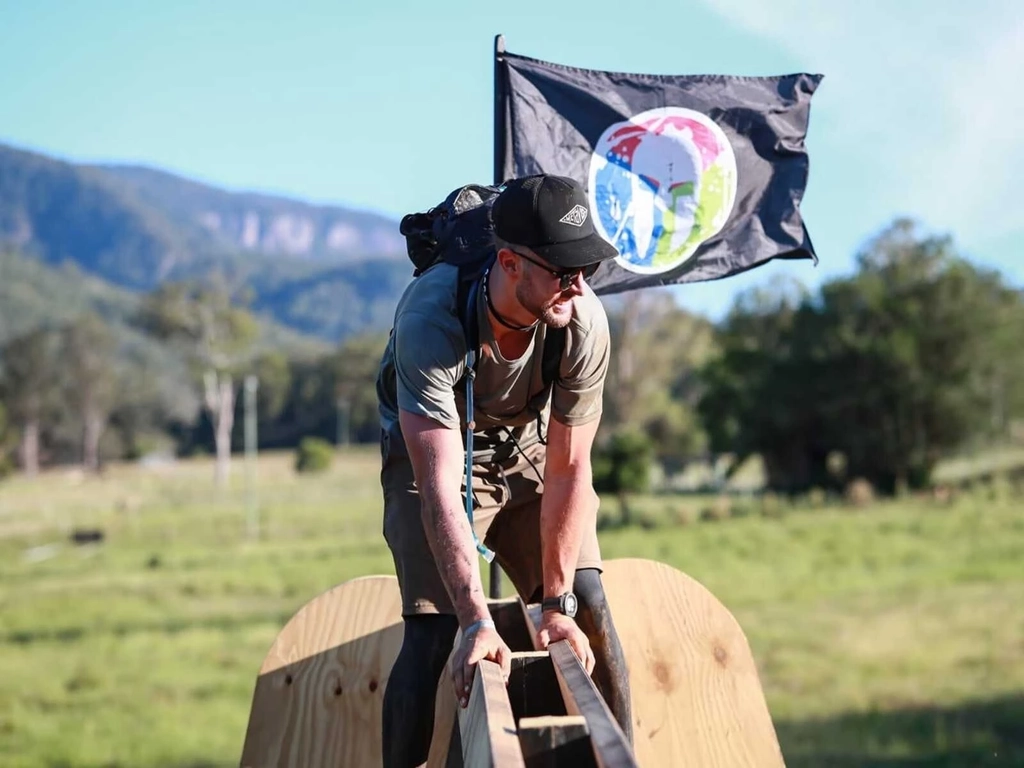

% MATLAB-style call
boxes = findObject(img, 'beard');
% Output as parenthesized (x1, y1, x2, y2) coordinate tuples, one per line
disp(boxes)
(515, 279, 575, 329)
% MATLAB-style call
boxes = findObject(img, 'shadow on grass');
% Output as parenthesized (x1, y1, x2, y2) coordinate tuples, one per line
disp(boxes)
(776, 693, 1024, 767)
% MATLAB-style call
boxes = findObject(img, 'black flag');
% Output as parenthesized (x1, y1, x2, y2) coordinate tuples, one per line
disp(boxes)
(494, 44, 823, 295)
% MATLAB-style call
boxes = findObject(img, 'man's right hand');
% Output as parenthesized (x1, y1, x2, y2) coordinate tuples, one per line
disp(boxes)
(451, 622, 512, 708)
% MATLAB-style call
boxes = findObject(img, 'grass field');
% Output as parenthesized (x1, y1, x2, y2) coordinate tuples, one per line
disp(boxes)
(0, 447, 1022, 767)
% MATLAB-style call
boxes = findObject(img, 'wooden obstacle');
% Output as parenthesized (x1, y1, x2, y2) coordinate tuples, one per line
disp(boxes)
(238, 575, 404, 767)
(239, 558, 785, 767)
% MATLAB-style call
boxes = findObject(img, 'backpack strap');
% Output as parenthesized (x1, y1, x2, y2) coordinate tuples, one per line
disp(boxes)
(530, 326, 566, 447)
(540, 326, 565, 390)
(456, 267, 483, 369)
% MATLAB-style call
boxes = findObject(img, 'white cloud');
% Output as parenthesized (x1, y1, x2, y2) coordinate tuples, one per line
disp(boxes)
(699, 0, 1024, 243)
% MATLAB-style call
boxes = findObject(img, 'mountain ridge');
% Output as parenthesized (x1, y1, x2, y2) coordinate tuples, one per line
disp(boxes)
(91, 161, 407, 263)
(0, 140, 415, 342)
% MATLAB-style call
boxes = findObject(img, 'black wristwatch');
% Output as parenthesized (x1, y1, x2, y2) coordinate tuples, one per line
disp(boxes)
(541, 592, 578, 618)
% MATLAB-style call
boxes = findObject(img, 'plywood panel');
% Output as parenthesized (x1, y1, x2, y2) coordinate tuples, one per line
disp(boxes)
(239, 558, 784, 768)
(239, 575, 404, 768)
(600, 558, 786, 768)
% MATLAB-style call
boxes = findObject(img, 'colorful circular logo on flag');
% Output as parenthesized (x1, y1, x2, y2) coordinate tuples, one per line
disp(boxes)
(588, 107, 738, 274)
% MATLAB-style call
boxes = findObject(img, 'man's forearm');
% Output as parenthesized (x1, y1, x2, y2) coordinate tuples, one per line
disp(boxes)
(540, 471, 598, 599)
(420, 493, 491, 629)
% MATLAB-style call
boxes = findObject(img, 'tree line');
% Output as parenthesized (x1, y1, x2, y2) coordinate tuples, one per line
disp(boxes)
(699, 219, 1024, 494)
(1, 217, 1021, 495)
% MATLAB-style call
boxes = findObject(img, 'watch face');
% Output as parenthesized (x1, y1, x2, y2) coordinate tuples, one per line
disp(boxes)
(564, 593, 578, 617)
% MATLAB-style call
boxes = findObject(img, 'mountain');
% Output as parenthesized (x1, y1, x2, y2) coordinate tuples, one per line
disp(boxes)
(0, 141, 414, 342)
(0, 249, 331, 354)
(92, 163, 407, 264)
(0, 249, 137, 345)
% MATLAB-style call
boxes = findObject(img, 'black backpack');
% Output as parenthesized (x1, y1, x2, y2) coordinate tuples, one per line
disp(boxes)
(398, 183, 566, 393)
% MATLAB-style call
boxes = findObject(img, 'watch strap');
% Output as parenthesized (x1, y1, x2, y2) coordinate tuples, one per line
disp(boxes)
(542, 594, 574, 614)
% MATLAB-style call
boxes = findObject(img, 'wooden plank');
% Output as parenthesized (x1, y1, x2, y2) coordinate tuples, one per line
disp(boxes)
(489, 597, 536, 651)
(547, 642, 638, 768)
(239, 575, 404, 768)
(507, 651, 566, 722)
(523, 605, 638, 768)
(457, 658, 526, 767)
(428, 617, 539, 767)
(517, 715, 596, 768)
(600, 558, 786, 768)
(426, 654, 461, 768)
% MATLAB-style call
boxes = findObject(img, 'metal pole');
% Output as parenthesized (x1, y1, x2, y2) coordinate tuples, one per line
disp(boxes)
(489, 32, 506, 600)
(244, 375, 259, 540)
(493, 33, 507, 187)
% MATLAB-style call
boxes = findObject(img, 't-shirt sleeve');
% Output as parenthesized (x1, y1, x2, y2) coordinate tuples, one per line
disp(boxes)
(394, 310, 465, 429)
(550, 299, 610, 427)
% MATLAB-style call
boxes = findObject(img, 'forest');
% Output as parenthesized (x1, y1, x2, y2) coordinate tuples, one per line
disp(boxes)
(2, 217, 1022, 497)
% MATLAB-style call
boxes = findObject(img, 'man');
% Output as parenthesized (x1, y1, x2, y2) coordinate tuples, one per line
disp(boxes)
(375, 174, 632, 766)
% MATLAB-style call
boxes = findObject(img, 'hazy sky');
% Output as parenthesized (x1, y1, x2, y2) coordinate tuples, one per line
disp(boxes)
(1, 0, 1021, 318)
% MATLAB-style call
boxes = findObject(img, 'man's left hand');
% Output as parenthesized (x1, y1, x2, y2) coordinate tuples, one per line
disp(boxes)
(536, 611, 595, 674)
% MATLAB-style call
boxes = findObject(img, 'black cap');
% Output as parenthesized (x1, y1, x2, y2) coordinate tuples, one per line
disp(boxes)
(491, 174, 619, 269)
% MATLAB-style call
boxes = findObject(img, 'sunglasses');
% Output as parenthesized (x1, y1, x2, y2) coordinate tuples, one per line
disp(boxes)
(512, 250, 600, 292)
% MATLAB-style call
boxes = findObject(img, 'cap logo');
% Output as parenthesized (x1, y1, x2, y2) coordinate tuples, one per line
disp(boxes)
(559, 204, 589, 227)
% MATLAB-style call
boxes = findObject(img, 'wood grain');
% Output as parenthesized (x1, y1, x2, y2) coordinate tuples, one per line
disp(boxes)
(547, 642, 638, 768)
(426, 637, 461, 768)
(458, 659, 526, 768)
(239, 575, 404, 768)
(239, 558, 785, 767)
(523, 606, 637, 768)
(600, 558, 786, 768)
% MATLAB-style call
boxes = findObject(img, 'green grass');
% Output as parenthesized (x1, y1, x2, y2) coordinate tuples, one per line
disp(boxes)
(1, 448, 1022, 767)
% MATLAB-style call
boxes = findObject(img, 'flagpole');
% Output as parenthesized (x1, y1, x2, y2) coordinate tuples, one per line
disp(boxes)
(489, 32, 505, 600)
(493, 33, 506, 187)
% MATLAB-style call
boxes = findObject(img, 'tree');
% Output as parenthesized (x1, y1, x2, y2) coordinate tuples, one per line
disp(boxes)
(328, 332, 391, 444)
(698, 219, 1024, 494)
(603, 290, 716, 471)
(62, 312, 119, 472)
(592, 429, 655, 525)
(697, 278, 810, 489)
(0, 327, 63, 476)
(0, 402, 15, 478)
(138, 279, 258, 487)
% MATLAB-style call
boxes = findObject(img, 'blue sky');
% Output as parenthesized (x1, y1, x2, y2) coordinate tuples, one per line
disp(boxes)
(1, 0, 1021, 319)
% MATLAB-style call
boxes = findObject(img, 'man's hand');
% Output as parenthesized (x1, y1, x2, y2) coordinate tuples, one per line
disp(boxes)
(536, 611, 595, 674)
(451, 622, 512, 708)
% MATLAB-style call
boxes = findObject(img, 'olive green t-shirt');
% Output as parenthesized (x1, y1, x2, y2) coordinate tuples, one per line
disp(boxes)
(375, 262, 610, 462)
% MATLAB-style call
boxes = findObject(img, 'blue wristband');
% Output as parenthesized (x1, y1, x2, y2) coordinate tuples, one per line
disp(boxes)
(464, 618, 495, 637)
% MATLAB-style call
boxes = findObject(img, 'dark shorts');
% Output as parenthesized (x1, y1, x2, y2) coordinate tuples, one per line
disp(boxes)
(380, 434, 603, 616)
